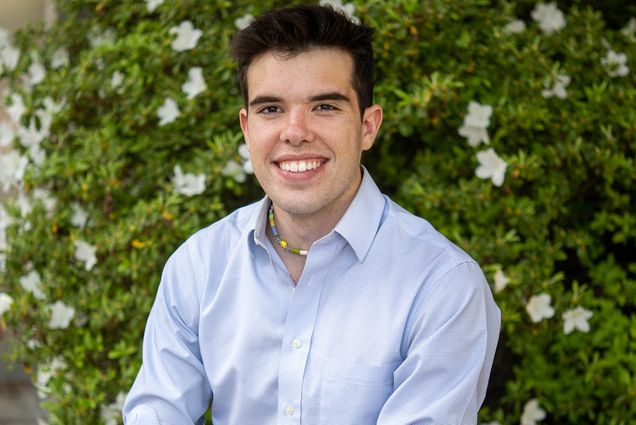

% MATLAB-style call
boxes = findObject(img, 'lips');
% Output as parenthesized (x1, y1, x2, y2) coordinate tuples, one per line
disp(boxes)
(277, 159, 325, 173)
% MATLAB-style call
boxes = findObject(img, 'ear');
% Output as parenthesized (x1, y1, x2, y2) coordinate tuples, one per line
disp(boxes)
(361, 104, 383, 151)
(239, 107, 250, 147)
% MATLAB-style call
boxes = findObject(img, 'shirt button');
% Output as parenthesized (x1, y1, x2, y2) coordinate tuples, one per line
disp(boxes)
(285, 404, 295, 416)
(291, 338, 301, 349)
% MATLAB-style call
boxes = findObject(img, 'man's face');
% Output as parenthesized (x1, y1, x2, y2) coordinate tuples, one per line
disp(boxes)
(239, 48, 382, 220)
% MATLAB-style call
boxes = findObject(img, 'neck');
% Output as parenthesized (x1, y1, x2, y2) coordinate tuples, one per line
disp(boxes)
(270, 206, 337, 252)
(268, 167, 364, 256)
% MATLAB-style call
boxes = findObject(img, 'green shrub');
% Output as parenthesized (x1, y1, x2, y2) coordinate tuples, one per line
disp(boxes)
(0, 1, 634, 424)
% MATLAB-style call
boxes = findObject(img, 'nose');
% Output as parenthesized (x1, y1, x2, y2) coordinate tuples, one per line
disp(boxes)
(281, 109, 313, 146)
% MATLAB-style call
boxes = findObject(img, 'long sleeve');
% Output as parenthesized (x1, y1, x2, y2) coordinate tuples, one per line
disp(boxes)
(123, 244, 212, 425)
(377, 262, 501, 425)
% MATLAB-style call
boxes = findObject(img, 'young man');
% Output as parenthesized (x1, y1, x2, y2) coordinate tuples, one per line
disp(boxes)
(124, 5, 500, 425)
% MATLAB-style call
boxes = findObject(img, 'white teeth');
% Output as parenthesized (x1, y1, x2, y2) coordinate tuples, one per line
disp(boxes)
(279, 159, 323, 173)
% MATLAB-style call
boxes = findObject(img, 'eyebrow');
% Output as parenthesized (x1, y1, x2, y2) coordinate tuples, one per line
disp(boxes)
(248, 91, 352, 108)
(309, 92, 351, 103)
(249, 95, 282, 108)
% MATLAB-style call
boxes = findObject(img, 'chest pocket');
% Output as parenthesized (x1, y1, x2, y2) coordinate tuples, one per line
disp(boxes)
(319, 358, 397, 425)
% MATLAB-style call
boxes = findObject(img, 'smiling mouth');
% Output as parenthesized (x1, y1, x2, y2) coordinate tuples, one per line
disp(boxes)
(277, 159, 325, 173)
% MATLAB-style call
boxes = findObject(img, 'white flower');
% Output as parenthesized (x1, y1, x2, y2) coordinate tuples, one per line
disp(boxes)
(0, 292, 13, 317)
(157, 97, 180, 126)
(47, 300, 75, 329)
(0, 204, 11, 230)
(494, 268, 509, 293)
(26, 339, 41, 350)
(110, 71, 124, 89)
(182, 67, 207, 99)
(74, 239, 97, 271)
(1, 209, 8, 264)
(29, 144, 46, 166)
(601, 49, 629, 77)
(562, 306, 593, 335)
(35, 97, 64, 136)
(621, 17, 636, 38)
(6, 93, 26, 124)
(238, 143, 253, 174)
(35, 357, 67, 398)
(18, 120, 47, 149)
(521, 398, 546, 425)
(100, 392, 127, 425)
(33, 188, 57, 213)
(320, 0, 360, 24)
(0, 150, 29, 192)
(464, 101, 492, 128)
(503, 19, 526, 34)
(169, 21, 203, 52)
(0, 27, 8, 47)
(476, 148, 507, 187)
(458, 101, 492, 147)
(0, 122, 15, 148)
(95, 58, 105, 70)
(459, 126, 490, 147)
(0, 45, 20, 71)
(526, 292, 555, 323)
(146, 0, 164, 12)
(235, 14, 254, 30)
(542, 73, 570, 99)
(51, 47, 69, 69)
(89, 27, 116, 48)
(531, 2, 566, 35)
(221, 160, 246, 183)
(27, 61, 46, 86)
(173, 165, 206, 196)
(16, 189, 32, 217)
(42, 96, 64, 114)
(20, 270, 46, 300)
(71, 203, 88, 228)
(0, 241, 6, 271)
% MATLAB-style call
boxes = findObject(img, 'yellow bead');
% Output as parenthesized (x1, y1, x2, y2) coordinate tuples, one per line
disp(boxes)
(281, 241, 287, 248)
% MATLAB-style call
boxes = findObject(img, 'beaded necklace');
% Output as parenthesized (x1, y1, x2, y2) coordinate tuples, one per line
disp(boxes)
(268, 203, 308, 256)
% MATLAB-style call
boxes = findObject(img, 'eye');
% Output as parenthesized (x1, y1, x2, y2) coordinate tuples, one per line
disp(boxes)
(315, 103, 337, 111)
(258, 105, 282, 114)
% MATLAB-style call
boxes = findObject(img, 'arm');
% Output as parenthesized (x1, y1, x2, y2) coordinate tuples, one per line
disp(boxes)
(378, 262, 500, 425)
(123, 244, 212, 425)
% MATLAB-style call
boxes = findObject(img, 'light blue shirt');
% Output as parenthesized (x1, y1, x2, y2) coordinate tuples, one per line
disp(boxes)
(123, 168, 500, 425)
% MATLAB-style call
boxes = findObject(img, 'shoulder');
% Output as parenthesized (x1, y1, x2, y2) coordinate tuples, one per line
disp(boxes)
(162, 199, 262, 285)
(384, 198, 475, 265)
(156, 200, 263, 316)
(176, 199, 261, 257)
(378, 197, 489, 296)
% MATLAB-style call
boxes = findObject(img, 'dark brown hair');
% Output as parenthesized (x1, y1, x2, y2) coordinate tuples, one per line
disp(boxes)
(229, 4, 375, 117)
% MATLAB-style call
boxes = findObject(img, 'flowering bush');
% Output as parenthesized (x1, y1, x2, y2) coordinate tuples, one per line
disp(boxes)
(0, 1, 634, 424)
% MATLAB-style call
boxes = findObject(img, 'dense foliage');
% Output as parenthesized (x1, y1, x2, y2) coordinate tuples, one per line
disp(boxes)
(0, 1, 634, 424)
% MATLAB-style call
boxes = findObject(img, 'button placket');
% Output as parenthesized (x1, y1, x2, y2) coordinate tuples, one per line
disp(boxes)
(277, 239, 339, 425)
(285, 404, 295, 416)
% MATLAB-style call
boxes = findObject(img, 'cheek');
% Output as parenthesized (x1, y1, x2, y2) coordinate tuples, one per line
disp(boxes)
(250, 121, 280, 142)
(245, 127, 277, 161)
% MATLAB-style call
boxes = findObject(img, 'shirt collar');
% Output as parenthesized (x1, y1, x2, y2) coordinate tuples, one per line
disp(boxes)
(333, 166, 386, 262)
(251, 196, 271, 254)
(249, 166, 386, 262)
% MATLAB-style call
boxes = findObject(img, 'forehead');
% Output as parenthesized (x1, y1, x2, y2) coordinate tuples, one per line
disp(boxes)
(245, 48, 355, 97)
